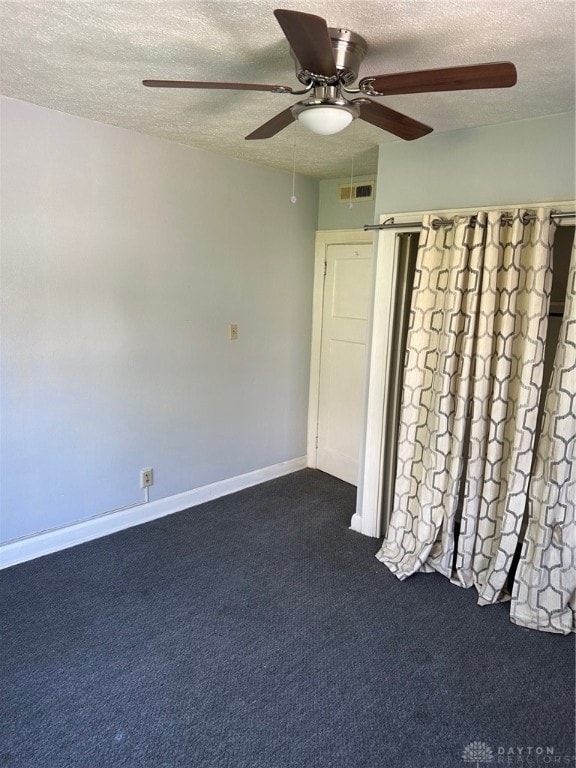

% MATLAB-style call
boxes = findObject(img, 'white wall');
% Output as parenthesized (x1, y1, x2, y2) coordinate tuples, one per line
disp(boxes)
(0, 96, 319, 543)
(318, 175, 376, 230)
(375, 112, 575, 215)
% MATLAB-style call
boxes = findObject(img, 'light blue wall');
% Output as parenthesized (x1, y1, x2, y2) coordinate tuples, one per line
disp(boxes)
(318, 175, 376, 230)
(375, 112, 575, 215)
(0, 96, 319, 543)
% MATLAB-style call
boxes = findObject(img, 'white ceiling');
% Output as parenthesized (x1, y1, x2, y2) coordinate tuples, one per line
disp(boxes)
(1, 0, 574, 179)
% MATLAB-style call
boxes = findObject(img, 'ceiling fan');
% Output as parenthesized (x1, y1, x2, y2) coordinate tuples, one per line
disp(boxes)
(143, 8, 517, 142)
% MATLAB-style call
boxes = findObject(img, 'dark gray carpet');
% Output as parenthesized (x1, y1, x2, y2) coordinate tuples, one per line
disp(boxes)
(1, 469, 574, 768)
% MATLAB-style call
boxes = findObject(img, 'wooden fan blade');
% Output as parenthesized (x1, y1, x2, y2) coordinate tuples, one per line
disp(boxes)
(245, 106, 295, 140)
(143, 80, 293, 93)
(273, 9, 337, 77)
(360, 62, 517, 95)
(355, 99, 433, 141)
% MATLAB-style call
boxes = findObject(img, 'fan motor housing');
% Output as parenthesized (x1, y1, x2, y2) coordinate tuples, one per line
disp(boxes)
(291, 27, 368, 85)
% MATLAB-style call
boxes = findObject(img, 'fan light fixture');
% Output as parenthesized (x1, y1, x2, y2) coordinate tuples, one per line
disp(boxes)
(297, 105, 354, 135)
(291, 100, 360, 136)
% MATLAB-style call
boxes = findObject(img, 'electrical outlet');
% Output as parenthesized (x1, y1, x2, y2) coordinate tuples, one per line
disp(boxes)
(140, 468, 153, 488)
(229, 323, 238, 340)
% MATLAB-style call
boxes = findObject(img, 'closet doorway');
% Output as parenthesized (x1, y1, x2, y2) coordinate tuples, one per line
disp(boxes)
(353, 204, 575, 539)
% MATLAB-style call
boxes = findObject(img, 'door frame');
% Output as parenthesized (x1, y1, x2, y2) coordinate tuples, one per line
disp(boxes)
(353, 200, 576, 539)
(308, 228, 374, 471)
(351, 216, 421, 536)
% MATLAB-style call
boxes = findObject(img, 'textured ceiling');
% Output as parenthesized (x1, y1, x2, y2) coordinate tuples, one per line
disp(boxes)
(1, 0, 574, 178)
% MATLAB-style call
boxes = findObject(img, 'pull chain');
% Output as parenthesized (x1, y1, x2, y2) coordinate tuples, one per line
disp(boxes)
(290, 122, 297, 204)
(348, 120, 356, 209)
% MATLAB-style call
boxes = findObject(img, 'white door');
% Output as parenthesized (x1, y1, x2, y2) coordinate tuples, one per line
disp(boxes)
(315, 242, 373, 485)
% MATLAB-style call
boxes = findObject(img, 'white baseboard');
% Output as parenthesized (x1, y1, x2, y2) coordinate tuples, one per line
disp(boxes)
(0, 457, 308, 570)
(349, 511, 363, 534)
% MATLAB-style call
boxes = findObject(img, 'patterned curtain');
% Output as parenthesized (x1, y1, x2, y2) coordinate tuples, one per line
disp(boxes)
(377, 209, 556, 610)
(510, 237, 576, 634)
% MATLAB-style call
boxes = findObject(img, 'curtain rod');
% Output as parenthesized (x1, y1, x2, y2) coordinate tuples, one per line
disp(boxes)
(364, 211, 576, 232)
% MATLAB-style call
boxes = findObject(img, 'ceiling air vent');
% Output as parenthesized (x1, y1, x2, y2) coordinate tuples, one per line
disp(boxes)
(339, 181, 375, 203)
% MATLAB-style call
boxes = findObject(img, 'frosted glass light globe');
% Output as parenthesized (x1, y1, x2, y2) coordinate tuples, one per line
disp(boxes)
(297, 106, 354, 135)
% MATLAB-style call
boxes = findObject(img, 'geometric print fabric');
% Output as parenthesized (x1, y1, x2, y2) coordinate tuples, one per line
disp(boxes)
(510, 235, 576, 634)
(461, 209, 555, 606)
(376, 209, 559, 629)
(377, 212, 487, 580)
